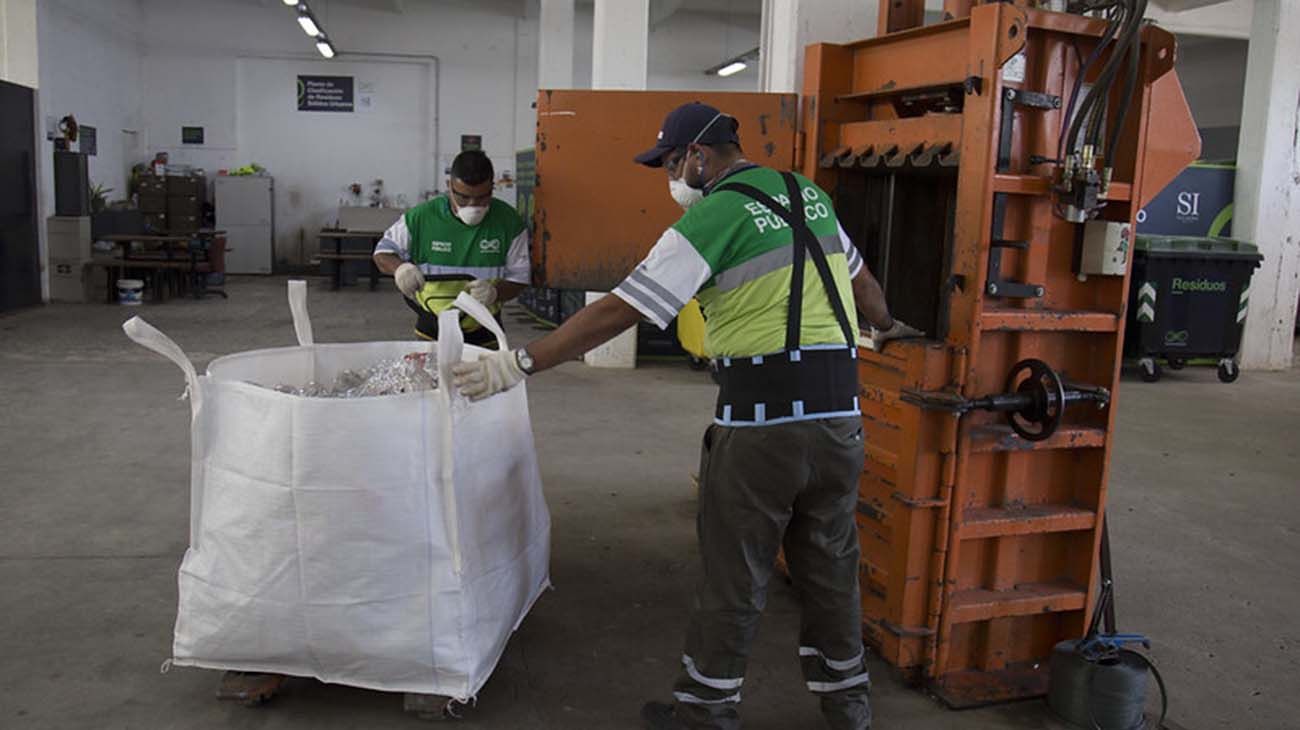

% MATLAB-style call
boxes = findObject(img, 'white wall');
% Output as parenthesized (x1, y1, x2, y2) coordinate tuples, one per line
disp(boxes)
(134, 0, 537, 267)
(1147, 0, 1252, 39)
(33, 0, 762, 270)
(1176, 36, 1248, 130)
(759, 0, 951, 93)
(243, 58, 429, 263)
(141, 55, 239, 174)
(574, 5, 761, 91)
(1173, 34, 1249, 160)
(36, 0, 144, 216)
(1, 0, 40, 88)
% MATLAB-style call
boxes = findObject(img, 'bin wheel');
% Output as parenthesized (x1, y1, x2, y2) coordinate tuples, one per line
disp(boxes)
(216, 671, 286, 707)
(688, 356, 710, 371)
(1166, 357, 1186, 370)
(1217, 359, 1239, 383)
(1139, 358, 1161, 383)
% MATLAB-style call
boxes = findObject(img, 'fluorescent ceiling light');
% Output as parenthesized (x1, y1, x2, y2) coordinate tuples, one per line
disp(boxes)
(717, 61, 747, 77)
(298, 12, 321, 37)
(706, 47, 759, 76)
(282, 0, 298, 6)
(316, 37, 336, 59)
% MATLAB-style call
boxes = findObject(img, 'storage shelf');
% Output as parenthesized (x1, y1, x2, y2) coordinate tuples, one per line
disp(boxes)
(959, 504, 1096, 540)
(948, 580, 1086, 624)
(969, 425, 1107, 453)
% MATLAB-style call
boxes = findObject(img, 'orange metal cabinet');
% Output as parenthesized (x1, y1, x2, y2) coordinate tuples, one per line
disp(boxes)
(533, 90, 798, 291)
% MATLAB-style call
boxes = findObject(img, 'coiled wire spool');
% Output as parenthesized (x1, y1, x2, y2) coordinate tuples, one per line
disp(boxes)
(1048, 640, 1168, 729)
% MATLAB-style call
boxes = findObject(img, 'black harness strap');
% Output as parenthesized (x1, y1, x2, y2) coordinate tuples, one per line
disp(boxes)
(715, 172, 856, 349)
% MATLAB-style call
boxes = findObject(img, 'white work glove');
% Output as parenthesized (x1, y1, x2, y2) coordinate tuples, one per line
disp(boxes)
(870, 318, 924, 349)
(450, 349, 526, 401)
(466, 279, 498, 309)
(394, 262, 425, 299)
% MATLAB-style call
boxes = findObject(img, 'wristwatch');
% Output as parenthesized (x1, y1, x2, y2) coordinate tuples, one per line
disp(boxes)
(514, 347, 536, 375)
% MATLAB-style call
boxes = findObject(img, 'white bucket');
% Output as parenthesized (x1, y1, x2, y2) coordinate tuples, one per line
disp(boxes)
(117, 279, 144, 306)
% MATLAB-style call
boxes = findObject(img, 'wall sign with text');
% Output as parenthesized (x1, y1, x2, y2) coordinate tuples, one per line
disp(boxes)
(297, 75, 355, 112)
(1136, 164, 1235, 237)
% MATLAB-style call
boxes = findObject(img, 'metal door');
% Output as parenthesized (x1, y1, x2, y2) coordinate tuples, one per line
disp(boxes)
(0, 80, 41, 312)
(533, 90, 798, 291)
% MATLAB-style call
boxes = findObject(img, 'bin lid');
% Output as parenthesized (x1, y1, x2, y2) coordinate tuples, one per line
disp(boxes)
(1135, 235, 1261, 259)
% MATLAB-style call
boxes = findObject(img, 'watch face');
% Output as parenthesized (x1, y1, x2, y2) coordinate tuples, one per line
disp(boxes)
(517, 348, 535, 372)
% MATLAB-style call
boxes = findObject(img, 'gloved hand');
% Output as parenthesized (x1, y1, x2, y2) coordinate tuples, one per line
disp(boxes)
(870, 318, 924, 348)
(450, 349, 526, 401)
(394, 262, 425, 299)
(466, 279, 498, 309)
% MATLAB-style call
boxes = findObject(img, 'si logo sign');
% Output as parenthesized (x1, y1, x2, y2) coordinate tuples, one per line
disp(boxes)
(479, 238, 501, 254)
(1176, 191, 1201, 222)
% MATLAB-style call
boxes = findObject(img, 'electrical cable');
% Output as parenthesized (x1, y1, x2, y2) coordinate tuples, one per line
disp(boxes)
(1055, 0, 1146, 221)
(1061, 2, 1125, 158)
(1086, 649, 1169, 730)
(1104, 0, 1146, 166)
(1082, 1, 1137, 149)
(1058, 38, 1103, 158)
(1093, 0, 1144, 153)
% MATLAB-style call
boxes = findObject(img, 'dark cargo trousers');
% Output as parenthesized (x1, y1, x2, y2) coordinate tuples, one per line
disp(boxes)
(671, 417, 871, 730)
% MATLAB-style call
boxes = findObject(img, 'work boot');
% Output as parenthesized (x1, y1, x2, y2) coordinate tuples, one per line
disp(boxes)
(215, 671, 286, 706)
(642, 700, 739, 730)
(641, 701, 692, 730)
(820, 692, 872, 730)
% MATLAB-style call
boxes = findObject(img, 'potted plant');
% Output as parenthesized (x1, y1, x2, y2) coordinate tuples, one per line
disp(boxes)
(90, 183, 113, 214)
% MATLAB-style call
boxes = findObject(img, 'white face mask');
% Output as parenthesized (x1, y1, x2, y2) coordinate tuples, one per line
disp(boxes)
(669, 178, 704, 210)
(455, 204, 488, 226)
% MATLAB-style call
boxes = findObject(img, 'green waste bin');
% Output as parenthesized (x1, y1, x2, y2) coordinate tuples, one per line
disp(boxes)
(1125, 235, 1263, 383)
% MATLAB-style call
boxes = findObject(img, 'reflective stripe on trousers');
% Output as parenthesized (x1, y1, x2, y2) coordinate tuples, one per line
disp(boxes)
(799, 645, 871, 694)
(668, 418, 871, 730)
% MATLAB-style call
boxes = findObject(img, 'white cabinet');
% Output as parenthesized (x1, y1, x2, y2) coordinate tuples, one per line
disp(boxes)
(215, 176, 274, 274)
(46, 216, 91, 262)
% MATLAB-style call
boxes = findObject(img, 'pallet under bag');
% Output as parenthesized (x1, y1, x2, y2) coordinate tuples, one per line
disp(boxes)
(123, 281, 551, 699)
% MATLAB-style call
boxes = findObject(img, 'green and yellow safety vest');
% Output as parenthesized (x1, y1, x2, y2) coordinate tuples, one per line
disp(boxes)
(613, 165, 864, 358)
(375, 196, 530, 332)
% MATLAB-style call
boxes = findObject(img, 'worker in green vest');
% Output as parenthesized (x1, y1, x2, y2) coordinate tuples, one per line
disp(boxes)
(373, 150, 531, 346)
(450, 102, 920, 730)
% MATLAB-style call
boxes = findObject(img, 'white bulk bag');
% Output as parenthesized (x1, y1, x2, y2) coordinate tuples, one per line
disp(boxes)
(123, 281, 551, 700)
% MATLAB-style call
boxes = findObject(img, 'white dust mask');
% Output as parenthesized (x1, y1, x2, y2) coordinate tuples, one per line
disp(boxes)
(456, 205, 488, 226)
(669, 178, 704, 210)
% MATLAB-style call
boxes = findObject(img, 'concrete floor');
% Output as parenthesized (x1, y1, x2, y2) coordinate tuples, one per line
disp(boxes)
(1, 276, 1296, 730)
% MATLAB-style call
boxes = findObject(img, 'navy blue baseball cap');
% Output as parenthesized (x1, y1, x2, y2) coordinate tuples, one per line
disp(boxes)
(634, 102, 741, 167)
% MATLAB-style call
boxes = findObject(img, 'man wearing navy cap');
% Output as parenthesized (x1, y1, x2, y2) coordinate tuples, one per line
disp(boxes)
(451, 102, 919, 729)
